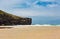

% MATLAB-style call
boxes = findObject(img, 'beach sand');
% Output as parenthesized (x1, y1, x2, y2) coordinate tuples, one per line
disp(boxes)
(0, 26, 60, 39)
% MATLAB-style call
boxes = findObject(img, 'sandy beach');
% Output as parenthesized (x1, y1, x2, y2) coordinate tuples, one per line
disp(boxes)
(0, 25, 60, 39)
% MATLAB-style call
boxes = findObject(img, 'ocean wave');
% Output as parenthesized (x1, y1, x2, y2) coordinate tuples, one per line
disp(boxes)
(33, 24, 60, 26)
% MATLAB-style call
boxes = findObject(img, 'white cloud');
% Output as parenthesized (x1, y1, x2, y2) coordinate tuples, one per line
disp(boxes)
(0, 0, 60, 17)
(47, 4, 58, 7)
(4, 8, 60, 17)
(39, 0, 55, 2)
(6, 9, 40, 17)
(0, 0, 25, 9)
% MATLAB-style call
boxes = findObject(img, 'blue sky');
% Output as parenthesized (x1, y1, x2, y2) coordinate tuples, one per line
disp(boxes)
(0, 0, 60, 24)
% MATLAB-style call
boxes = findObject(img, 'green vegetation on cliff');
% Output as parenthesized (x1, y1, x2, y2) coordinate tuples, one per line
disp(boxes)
(0, 10, 32, 25)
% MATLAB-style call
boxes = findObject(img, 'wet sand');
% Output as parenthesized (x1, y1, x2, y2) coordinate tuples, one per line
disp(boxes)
(0, 26, 60, 39)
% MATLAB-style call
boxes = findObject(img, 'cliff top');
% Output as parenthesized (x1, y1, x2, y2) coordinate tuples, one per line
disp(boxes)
(0, 10, 25, 19)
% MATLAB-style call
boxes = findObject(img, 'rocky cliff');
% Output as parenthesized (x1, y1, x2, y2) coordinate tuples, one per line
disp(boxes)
(0, 10, 32, 25)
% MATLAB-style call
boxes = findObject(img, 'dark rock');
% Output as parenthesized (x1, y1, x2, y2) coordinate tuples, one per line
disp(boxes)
(0, 10, 32, 26)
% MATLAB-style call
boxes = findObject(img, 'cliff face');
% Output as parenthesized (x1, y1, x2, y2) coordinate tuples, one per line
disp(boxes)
(0, 10, 32, 25)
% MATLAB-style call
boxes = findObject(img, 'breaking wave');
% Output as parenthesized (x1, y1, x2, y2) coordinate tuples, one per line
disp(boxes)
(32, 24, 60, 26)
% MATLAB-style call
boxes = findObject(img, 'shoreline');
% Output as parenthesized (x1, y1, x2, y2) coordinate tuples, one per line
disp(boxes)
(0, 25, 60, 39)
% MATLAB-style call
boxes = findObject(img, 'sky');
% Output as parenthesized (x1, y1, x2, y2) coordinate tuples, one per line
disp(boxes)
(0, 0, 60, 24)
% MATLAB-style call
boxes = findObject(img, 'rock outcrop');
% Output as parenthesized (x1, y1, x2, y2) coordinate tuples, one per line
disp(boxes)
(0, 10, 32, 25)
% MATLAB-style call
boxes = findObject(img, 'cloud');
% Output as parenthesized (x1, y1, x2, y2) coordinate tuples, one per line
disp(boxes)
(5, 9, 40, 17)
(39, 0, 55, 2)
(5, 8, 60, 17)
(47, 4, 58, 7)
(0, 0, 26, 9)
(0, 0, 60, 17)
(34, 1, 59, 7)
(0, 0, 59, 8)
(18, 0, 59, 8)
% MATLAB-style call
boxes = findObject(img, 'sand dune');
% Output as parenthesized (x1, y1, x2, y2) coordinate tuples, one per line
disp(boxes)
(0, 25, 60, 39)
